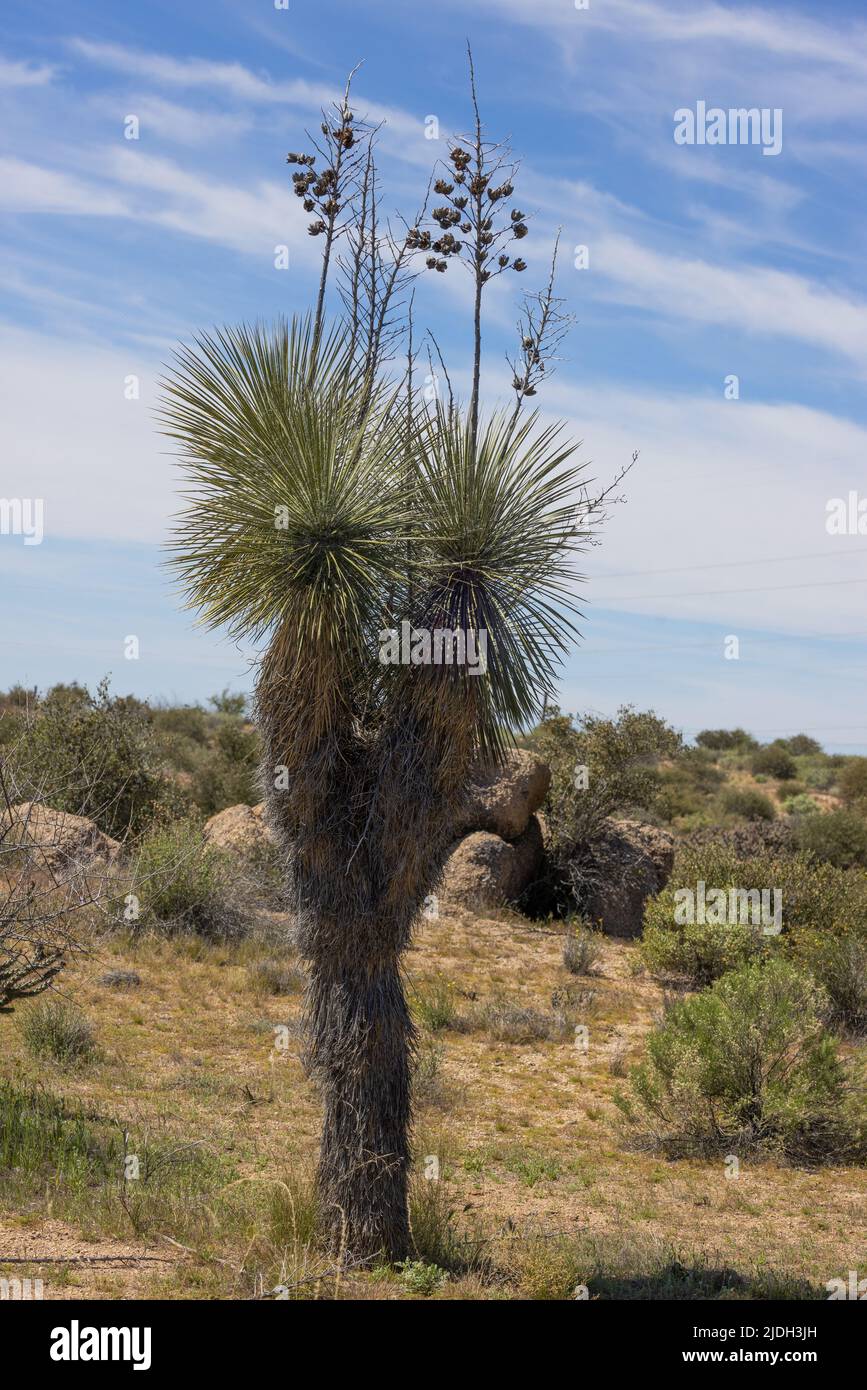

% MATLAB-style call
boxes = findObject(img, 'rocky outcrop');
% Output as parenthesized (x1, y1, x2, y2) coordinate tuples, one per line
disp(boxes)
(204, 802, 274, 856)
(441, 815, 544, 910)
(457, 750, 550, 841)
(580, 818, 675, 938)
(3, 802, 120, 871)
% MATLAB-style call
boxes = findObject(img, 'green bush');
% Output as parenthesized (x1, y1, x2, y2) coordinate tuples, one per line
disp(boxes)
(779, 735, 823, 757)
(794, 932, 867, 1036)
(720, 787, 776, 822)
(751, 745, 797, 781)
(129, 818, 247, 941)
(794, 808, 867, 868)
(19, 999, 96, 1066)
(151, 703, 209, 745)
(641, 842, 867, 987)
(655, 750, 724, 823)
(694, 729, 756, 752)
(839, 757, 867, 805)
(528, 704, 682, 913)
(798, 757, 838, 792)
(9, 678, 176, 839)
(618, 959, 865, 1163)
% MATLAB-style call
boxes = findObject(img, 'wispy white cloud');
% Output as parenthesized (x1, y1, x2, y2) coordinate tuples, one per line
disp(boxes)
(593, 231, 867, 372)
(0, 157, 129, 216)
(0, 56, 54, 87)
(90, 93, 254, 145)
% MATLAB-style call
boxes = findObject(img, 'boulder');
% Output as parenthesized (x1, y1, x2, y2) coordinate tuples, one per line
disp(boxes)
(458, 749, 550, 841)
(441, 815, 544, 910)
(2, 802, 120, 871)
(204, 802, 275, 856)
(581, 818, 675, 938)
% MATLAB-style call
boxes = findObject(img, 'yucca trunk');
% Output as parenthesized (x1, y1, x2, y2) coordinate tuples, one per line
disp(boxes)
(259, 640, 476, 1262)
(307, 949, 414, 1260)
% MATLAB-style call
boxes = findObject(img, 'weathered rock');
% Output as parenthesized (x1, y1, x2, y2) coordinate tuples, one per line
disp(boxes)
(457, 750, 550, 841)
(581, 818, 675, 938)
(441, 815, 544, 910)
(3, 802, 120, 871)
(204, 802, 275, 856)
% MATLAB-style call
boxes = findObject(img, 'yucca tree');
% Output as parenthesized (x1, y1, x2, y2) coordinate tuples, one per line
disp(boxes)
(160, 315, 590, 1261)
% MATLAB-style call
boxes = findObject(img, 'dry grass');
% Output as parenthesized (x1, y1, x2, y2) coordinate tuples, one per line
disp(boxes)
(0, 903, 863, 1299)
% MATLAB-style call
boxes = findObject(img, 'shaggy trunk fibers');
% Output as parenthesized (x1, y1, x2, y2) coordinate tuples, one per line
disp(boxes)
(307, 950, 414, 1261)
(259, 640, 477, 1264)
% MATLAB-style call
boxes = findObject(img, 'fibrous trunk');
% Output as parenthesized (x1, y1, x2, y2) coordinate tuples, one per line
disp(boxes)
(258, 638, 476, 1264)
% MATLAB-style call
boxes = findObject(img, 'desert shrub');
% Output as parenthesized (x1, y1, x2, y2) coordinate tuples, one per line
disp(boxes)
(397, 1259, 449, 1295)
(695, 728, 756, 752)
(779, 735, 823, 757)
(793, 808, 867, 868)
(720, 787, 776, 822)
(18, 999, 96, 1065)
(128, 817, 247, 941)
(782, 793, 821, 817)
(642, 914, 767, 988)
(751, 745, 797, 780)
(187, 720, 260, 817)
(151, 703, 209, 745)
(641, 842, 777, 986)
(794, 932, 867, 1035)
(681, 819, 796, 858)
(797, 757, 838, 792)
(618, 959, 865, 1163)
(839, 757, 867, 805)
(528, 704, 682, 915)
(641, 841, 867, 987)
(9, 678, 175, 839)
(479, 996, 573, 1043)
(655, 749, 724, 822)
(562, 924, 603, 976)
(209, 689, 247, 717)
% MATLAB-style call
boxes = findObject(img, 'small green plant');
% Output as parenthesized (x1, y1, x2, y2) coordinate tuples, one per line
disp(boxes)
(504, 1148, 561, 1187)
(781, 792, 820, 817)
(209, 689, 248, 717)
(397, 1258, 449, 1295)
(18, 999, 96, 1065)
(413, 977, 459, 1032)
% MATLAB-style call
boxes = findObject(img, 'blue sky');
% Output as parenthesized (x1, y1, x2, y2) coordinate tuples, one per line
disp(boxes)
(2, 0, 867, 746)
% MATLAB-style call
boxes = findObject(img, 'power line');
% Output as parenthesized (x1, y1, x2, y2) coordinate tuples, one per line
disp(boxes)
(595, 546, 867, 582)
(593, 575, 867, 602)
